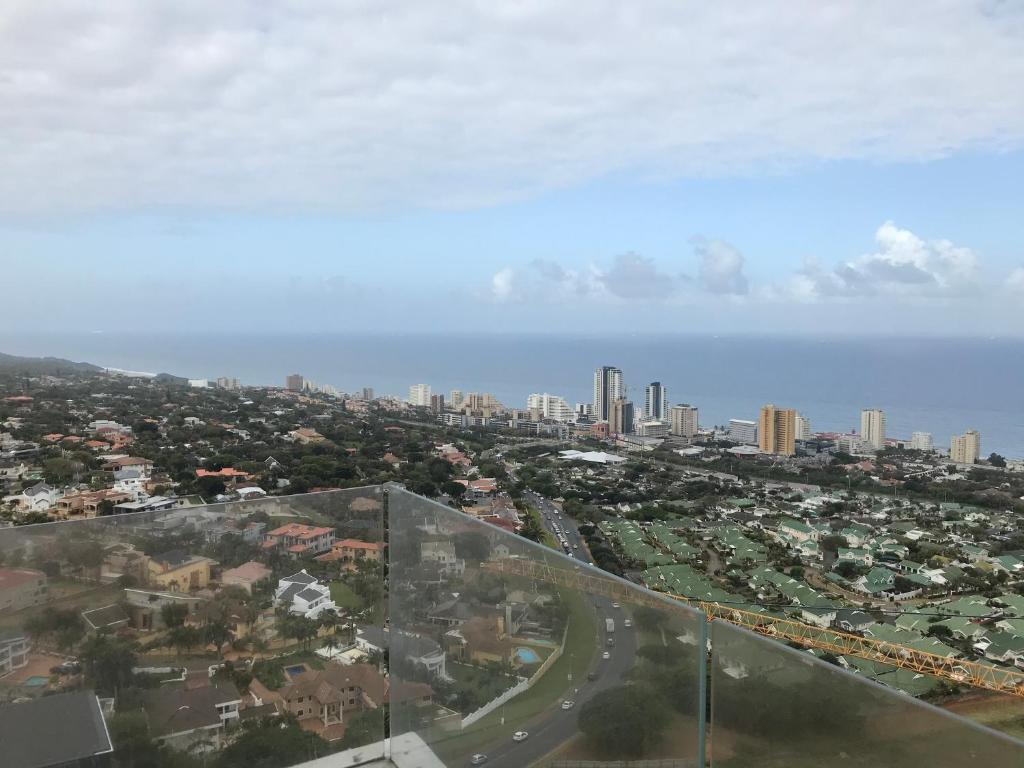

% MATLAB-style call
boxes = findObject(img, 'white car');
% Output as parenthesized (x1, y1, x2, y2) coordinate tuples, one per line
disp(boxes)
(602, 651, 611, 660)
(623, 618, 632, 628)
(560, 699, 575, 710)
(512, 731, 529, 742)
(471, 755, 488, 765)
(612, 602, 620, 609)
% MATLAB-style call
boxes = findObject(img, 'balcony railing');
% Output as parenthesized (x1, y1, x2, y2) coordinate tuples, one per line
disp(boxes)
(0, 485, 1020, 768)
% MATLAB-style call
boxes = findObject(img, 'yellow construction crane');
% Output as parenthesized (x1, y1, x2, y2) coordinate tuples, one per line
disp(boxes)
(481, 556, 1024, 697)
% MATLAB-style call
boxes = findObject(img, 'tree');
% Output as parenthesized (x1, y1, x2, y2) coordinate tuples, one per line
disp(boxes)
(81, 634, 137, 695)
(988, 453, 1007, 468)
(160, 602, 189, 628)
(578, 685, 671, 756)
(216, 715, 327, 768)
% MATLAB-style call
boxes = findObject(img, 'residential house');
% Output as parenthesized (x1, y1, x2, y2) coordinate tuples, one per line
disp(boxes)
(834, 609, 873, 633)
(2, 482, 62, 513)
(800, 606, 837, 629)
(277, 663, 393, 742)
(420, 540, 465, 578)
(147, 550, 215, 592)
(123, 589, 203, 631)
(444, 615, 514, 665)
(55, 489, 133, 520)
(316, 539, 385, 569)
(141, 676, 241, 754)
(101, 456, 153, 473)
(0, 628, 30, 677)
(357, 627, 448, 680)
(289, 428, 327, 445)
(275, 571, 337, 619)
(220, 561, 273, 594)
(263, 523, 336, 556)
(0, 568, 47, 612)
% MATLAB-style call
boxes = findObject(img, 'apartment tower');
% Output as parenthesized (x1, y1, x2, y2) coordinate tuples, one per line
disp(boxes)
(860, 408, 886, 452)
(644, 382, 667, 421)
(758, 404, 796, 456)
(593, 366, 624, 422)
(670, 404, 699, 439)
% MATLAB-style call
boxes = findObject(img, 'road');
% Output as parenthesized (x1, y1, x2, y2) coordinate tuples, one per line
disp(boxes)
(460, 490, 638, 768)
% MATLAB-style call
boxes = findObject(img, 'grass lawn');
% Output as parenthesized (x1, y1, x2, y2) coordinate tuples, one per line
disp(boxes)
(329, 581, 363, 611)
(432, 589, 597, 761)
(448, 661, 519, 710)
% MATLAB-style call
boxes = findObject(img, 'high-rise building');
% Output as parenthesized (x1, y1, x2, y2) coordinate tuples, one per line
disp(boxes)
(408, 384, 432, 407)
(609, 398, 634, 435)
(574, 403, 595, 420)
(950, 429, 981, 464)
(728, 419, 758, 445)
(758, 404, 796, 456)
(216, 377, 241, 390)
(860, 408, 886, 452)
(449, 390, 463, 409)
(360, 387, 375, 401)
(910, 431, 933, 451)
(593, 366, 624, 422)
(430, 394, 445, 413)
(636, 420, 669, 438)
(644, 382, 667, 421)
(795, 413, 812, 441)
(670, 404, 699, 439)
(285, 374, 304, 392)
(526, 393, 574, 422)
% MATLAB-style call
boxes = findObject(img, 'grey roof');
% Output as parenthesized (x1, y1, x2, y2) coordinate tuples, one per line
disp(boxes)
(143, 681, 241, 738)
(82, 603, 130, 631)
(0, 690, 113, 768)
(24, 482, 52, 497)
(277, 582, 305, 602)
(295, 586, 326, 603)
(113, 469, 142, 480)
(282, 570, 316, 585)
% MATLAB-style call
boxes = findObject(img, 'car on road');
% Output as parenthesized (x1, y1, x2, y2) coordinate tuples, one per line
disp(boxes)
(623, 618, 632, 628)
(587, 671, 599, 681)
(471, 754, 488, 765)
(512, 731, 529, 742)
(602, 651, 611, 660)
(560, 699, 575, 710)
(612, 602, 620, 609)
(607, 637, 615, 646)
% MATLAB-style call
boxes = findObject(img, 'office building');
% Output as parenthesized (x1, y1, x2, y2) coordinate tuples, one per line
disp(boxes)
(449, 390, 464, 409)
(526, 393, 574, 422)
(795, 413, 812, 441)
(728, 418, 758, 446)
(285, 373, 304, 392)
(950, 429, 981, 465)
(216, 377, 241, 390)
(609, 398, 634, 435)
(593, 366, 624, 422)
(575, 403, 595, 420)
(408, 384, 432, 407)
(910, 431, 933, 451)
(670, 404, 699, 439)
(860, 409, 886, 452)
(758, 404, 796, 456)
(636, 419, 669, 438)
(430, 394, 445, 413)
(644, 382, 667, 420)
(360, 387, 375, 401)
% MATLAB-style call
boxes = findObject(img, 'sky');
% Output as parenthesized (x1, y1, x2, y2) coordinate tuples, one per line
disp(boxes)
(2, 1, 1024, 335)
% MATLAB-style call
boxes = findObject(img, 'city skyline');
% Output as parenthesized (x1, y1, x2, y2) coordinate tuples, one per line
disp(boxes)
(2, 5, 1024, 334)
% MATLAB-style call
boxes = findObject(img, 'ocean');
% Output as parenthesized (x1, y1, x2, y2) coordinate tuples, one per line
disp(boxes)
(2, 332, 1023, 458)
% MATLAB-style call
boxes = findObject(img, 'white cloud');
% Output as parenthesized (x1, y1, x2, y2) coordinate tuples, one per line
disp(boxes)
(1007, 267, 1024, 294)
(598, 253, 675, 300)
(489, 259, 606, 303)
(2, 2, 1024, 215)
(792, 221, 980, 299)
(693, 238, 749, 295)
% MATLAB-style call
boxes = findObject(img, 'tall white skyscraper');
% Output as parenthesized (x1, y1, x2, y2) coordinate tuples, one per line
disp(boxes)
(950, 429, 981, 464)
(795, 413, 812, 441)
(860, 408, 886, 452)
(449, 390, 464, 409)
(670, 404, 699, 438)
(593, 366, 624, 422)
(408, 384, 432, 407)
(526, 393, 574, 422)
(729, 419, 758, 446)
(910, 431, 933, 451)
(644, 382, 667, 420)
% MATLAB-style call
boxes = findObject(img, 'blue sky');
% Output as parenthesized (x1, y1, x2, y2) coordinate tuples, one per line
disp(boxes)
(2, 2, 1024, 334)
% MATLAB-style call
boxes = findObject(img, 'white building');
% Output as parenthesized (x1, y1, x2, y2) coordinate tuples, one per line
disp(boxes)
(593, 366, 624, 422)
(950, 430, 981, 465)
(795, 413, 812, 441)
(2, 482, 62, 513)
(113, 470, 148, 501)
(728, 419, 758, 446)
(526, 393, 574, 422)
(910, 431, 934, 451)
(448, 390, 463, 409)
(644, 382, 667, 421)
(670, 404, 699, 439)
(408, 384, 432, 407)
(860, 409, 886, 452)
(635, 419, 669, 438)
(275, 571, 337, 619)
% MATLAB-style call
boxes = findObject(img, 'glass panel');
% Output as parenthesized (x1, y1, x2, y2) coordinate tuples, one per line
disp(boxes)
(387, 485, 704, 768)
(0, 487, 386, 767)
(710, 620, 1024, 767)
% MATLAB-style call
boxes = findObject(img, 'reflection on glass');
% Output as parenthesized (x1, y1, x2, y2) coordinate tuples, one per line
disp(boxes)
(0, 488, 386, 768)
(710, 620, 1024, 768)
(387, 485, 704, 768)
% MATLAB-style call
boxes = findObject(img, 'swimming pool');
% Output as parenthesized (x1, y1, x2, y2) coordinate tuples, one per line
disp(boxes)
(285, 664, 308, 676)
(515, 647, 541, 664)
(23, 675, 48, 687)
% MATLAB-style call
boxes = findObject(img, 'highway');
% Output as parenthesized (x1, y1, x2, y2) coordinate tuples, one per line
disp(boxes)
(460, 490, 638, 768)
